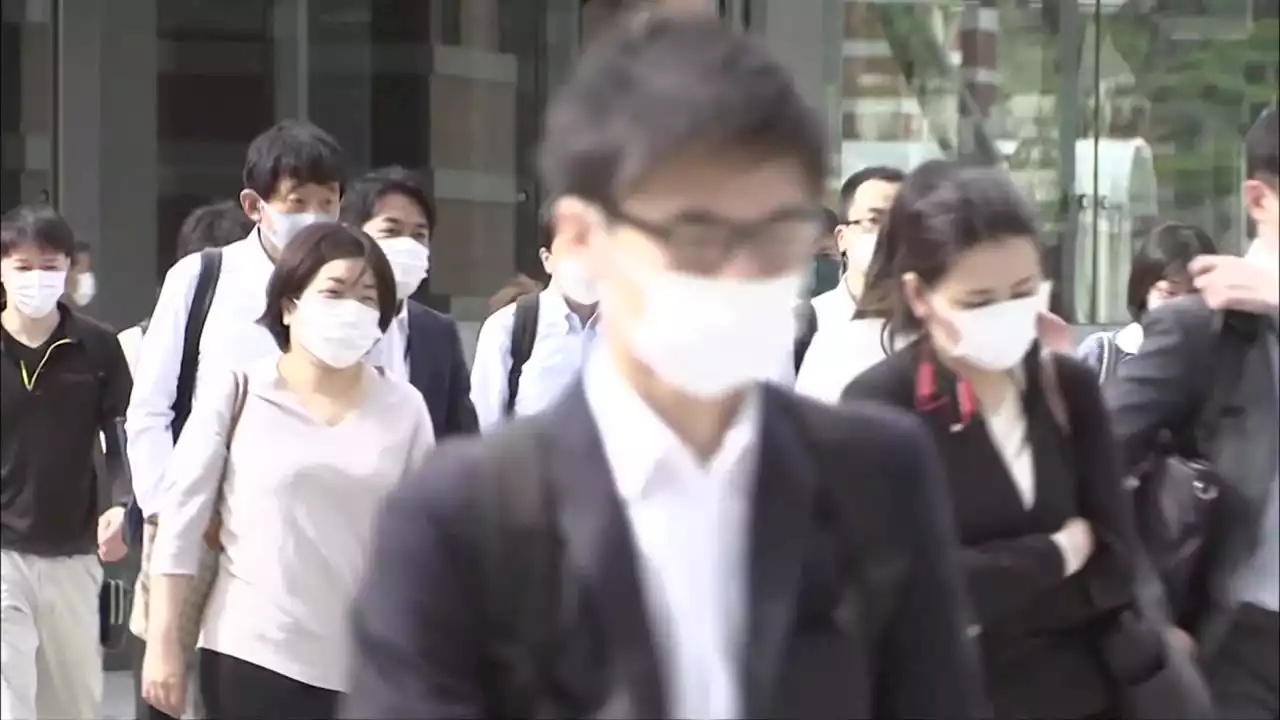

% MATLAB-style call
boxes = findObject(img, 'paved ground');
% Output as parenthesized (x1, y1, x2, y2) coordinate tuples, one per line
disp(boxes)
(104, 671, 133, 719)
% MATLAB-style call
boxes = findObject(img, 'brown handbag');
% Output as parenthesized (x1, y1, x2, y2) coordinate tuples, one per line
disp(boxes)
(129, 372, 250, 649)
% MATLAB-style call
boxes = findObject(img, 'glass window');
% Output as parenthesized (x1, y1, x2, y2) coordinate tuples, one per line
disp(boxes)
(777, 0, 1277, 324)
(1, 0, 57, 211)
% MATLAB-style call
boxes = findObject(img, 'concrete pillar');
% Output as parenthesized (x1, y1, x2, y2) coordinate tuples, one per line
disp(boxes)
(58, 0, 158, 328)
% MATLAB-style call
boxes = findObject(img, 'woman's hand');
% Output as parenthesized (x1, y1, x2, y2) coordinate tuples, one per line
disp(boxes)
(1051, 517, 1096, 577)
(141, 640, 187, 717)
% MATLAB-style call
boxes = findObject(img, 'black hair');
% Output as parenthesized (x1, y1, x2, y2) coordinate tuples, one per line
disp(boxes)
(1126, 221, 1217, 322)
(539, 10, 826, 208)
(176, 200, 256, 259)
(339, 166, 436, 232)
(1245, 108, 1279, 186)
(0, 204, 77, 258)
(242, 119, 346, 201)
(538, 214, 555, 251)
(868, 160, 1040, 349)
(257, 222, 397, 352)
(838, 165, 906, 219)
(822, 207, 841, 235)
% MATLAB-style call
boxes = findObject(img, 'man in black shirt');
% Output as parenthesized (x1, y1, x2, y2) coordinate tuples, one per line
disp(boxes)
(0, 204, 133, 719)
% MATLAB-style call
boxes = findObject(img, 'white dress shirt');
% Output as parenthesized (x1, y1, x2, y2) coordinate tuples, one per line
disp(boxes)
(125, 232, 281, 517)
(470, 288, 599, 431)
(149, 356, 435, 691)
(117, 324, 144, 377)
(809, 281, 857, 329)
(583, 351, 758, 720)
(794, 318, 907, 404)
(368, 302, 410, 381)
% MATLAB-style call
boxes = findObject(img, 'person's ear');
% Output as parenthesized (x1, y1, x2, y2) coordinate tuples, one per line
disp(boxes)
(281, 299, 297, 327)
(901, 271, 930, 322)
(538, 247, 553, 276)
(239, 189, 264, 224)
(834, 224, 851, 254)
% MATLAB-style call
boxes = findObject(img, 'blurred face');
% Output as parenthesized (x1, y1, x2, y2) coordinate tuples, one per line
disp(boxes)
(836, 178, 900, 273)
(66, 250, 95, 306)
(282, 258, 384, 370)
(553, 151, 823, 398)
(1145, 275, 1192, 314)
(240, 178, 341, 251)
(539, 232, 598, 305)
(903, 236, 1048, 372)
(1244, 176, 1280, 244)
(361, 192, 431, 245)
(1, 243, 72, 319)
(363, 193, 432, 302)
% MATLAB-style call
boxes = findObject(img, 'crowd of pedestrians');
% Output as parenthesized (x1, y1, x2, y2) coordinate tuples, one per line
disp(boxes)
(1, 7, 1277, 720)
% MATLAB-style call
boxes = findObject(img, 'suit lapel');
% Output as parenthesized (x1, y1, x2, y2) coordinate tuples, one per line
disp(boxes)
(543, 384, 668, 718)
(743, 387, 819, 717)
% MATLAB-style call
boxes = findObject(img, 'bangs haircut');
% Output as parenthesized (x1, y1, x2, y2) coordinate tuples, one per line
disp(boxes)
(0, 204, 77, 258)
(1125, 220, 1217, 321)
(538, 10, 827, 208)
(243, 119, 346, 200)
(257, 221, 397, 351)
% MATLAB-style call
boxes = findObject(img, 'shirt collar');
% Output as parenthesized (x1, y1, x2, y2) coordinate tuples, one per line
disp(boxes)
(541, 286, 599, 333)
(583, 349, 762, 502)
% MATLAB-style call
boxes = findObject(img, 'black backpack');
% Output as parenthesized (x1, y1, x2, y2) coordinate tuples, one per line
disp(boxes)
(504, 293, 540, 417)
(123, 247, 224, 545)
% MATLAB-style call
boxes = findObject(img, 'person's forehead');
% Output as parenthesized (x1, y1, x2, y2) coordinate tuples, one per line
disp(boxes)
(371, 192, 428, 224)
(625, 154, 814, 221)
(280, 179, 341, 197)
(3, 242, 68, 263)
(848, 179, 900, 215)
(938, 236, 1040, 289)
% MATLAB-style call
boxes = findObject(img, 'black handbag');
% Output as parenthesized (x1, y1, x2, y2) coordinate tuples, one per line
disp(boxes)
(1130, 454, 1223, 625)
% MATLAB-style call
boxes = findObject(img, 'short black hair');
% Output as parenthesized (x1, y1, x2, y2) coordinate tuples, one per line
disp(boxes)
(539, 10, 826, 207)
(242, 119, 346, 200)
(176, 200, 255, 259)
(0, 204, 77, 258)
(838, 165, 905, 218)
(1245, 108, 1279, 187)
(339, 166, 436, 232)
(257, 222, 397, 351)
(1126, 221, 1217, 322)
(869, 160, 1040, 347)
(822, 207, 841, 235)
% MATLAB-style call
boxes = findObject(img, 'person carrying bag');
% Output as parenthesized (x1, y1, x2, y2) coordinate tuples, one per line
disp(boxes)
(134, 372, 248, 716)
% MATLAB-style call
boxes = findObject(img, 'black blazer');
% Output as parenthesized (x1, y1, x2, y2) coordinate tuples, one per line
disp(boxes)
(841, 342, 1142, 718)
(404, 300, 478, 438)
(342, 382, 988, 719)
(1105, 296, 1279, 650)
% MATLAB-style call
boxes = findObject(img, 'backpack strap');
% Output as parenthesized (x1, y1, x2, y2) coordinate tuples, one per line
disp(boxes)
(1098, 332, 1119, 384)
(505, 293, 540, 417)
(793, 301, 818, 373)
(171, 248, 224, 440)
(475, 421, 561, 717)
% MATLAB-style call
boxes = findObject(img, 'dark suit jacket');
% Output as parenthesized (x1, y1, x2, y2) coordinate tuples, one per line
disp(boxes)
(1104, 295, 1279, 651)
(841, 342, 1141, 718)
(405, 300, 478, 438)
(342, 382, 988, 719)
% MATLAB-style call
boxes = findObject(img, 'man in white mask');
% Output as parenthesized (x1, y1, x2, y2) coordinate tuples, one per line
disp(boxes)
(469, 216, 601, 431)
(1, 204, 133, 720)
(809, 165, 904, 328)
(343, 11, 986, 719)
(341, 165, 478, 437)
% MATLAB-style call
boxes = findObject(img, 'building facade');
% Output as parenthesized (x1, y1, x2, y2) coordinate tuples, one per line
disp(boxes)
(2, 0, 1277, 330)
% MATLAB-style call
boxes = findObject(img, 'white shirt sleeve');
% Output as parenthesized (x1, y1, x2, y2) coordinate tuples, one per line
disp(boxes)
(468, 304, 516, 433)
(149, 370, 240, 577)
(125, 253, 202, 517)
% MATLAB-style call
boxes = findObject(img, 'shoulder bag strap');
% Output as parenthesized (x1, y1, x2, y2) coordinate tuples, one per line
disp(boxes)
(505, 293, 541, 417)
(172, 248, 224, 440)
(1098, 333, 1118, 384)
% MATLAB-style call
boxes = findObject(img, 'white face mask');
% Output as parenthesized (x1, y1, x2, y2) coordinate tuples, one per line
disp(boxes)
(626, 269, 804, 399)
(289, 295, 384, 369)
(261, 205, 329, 250)
(554, 256, 600, 305)
(72, 272, 97, 306)
(937, 283, 1050, 372)
(377, 237, 430, 301)
(846, 232, 879, 275)
(4, 269, 67, 319)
